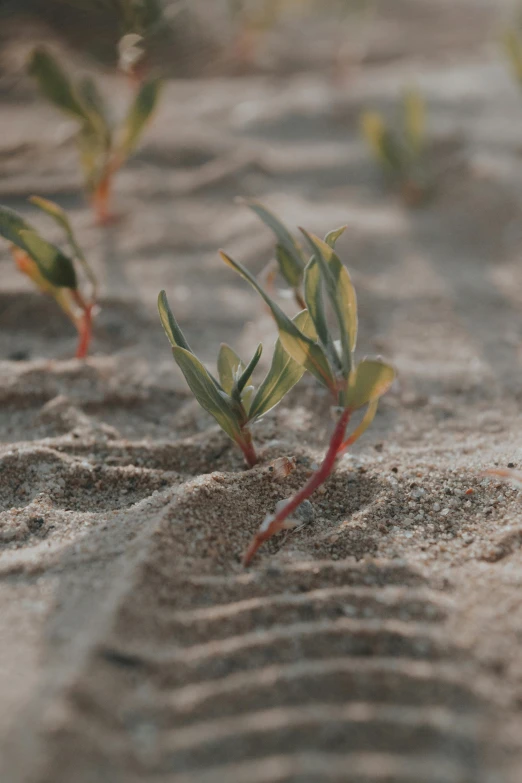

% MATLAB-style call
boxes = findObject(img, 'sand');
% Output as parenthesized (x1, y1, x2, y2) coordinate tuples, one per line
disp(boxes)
(1, 1, 522, 781)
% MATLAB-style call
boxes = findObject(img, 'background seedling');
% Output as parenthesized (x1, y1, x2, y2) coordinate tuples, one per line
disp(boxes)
(361, 88, 428, 206)
(221, 223, 395, 564)
(29, 47, 162, 224)
(0, 199, 97, 359)
(504, 23, 522, 88)
(158, 289, 313, 467)
(116, 0, 171, 84)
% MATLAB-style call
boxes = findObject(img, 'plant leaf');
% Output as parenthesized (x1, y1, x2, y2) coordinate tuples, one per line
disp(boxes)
(236, 344, 263, 395)
(275, 244, 303, 289)
(344, 359, 395, 410)
(361, 111, 403, 172)
(171, 347, 242, 443)
(28, 48, 91, 126)
(217, 343, 245, 395)
(324, 225, 347, 248)
(78, 76, 112, 146)
(248, 310, 314, 421)
(300, 229, 357, 378)
(244, 200, 305, 279)
(0, 206, 34, 252)
(118, 76, 162, 158)
(19, 230, 77, 289)
(220, 250, 335, 391)
(303, 256, 329, 350)
(403, 88, 425, 157)
(504, 29, 522, 85)
(157, 290, 192, 352)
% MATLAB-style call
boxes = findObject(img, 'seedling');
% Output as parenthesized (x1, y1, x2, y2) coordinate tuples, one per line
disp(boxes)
(361, 89, 428, 206)
(0, 199, 97, 358)
(29, 47, 162, 224)
(158, 290, 313, 467)
(221, 225, 395, 564)
(117, 0, 170, 84)
(243, 199, 309, 309)
(504, 26, 522, 88)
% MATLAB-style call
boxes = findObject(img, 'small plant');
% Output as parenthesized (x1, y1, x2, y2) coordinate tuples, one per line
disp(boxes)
(29, 47, 162, 224)
(361, 89, 428, 206)
(0, 199, 97, 358)
(116, 0, 169, 84)
(158, 290, 313, 467)
(243, 199, 309, 309)
(504, 26, 522, 88)
(221, 225, 395, 564)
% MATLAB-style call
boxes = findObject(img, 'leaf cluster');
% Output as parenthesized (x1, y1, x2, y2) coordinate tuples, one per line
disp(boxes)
(158, 290, 311, 449)
(28, 47, 162, 194)
(221, 225, 395, 414)
(361, 89, 427, 199)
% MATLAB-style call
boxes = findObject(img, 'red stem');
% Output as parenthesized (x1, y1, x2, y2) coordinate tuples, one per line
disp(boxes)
(243, 407, 351, 566)
(71, 290, 93, 359)
(237, 428, 258, 469)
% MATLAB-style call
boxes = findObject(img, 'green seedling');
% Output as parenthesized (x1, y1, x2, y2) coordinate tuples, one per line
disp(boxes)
(158, 290, 313, 468)
(361, 89, 428, 206)
(221, 225, 395, 565)
(504, 27, 522, 88)
(242, 199, 309, 309)
(29, 47, 162, 225)
(0, 199, 97, 359)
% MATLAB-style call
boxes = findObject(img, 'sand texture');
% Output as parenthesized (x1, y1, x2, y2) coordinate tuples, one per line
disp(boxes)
(1, 1, 522, 781)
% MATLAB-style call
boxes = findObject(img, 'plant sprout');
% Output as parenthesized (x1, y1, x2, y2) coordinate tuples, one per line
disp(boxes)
(116, 0, 170, 83)
(0, 199, 97, 359)
(243, 199, 309, 309)
(158, 290, 314, 467)
(504, 26, 522, 88)
(221, 224, 395, 565)
(361, 88, 428, 206)
(29, 47, 162, 224)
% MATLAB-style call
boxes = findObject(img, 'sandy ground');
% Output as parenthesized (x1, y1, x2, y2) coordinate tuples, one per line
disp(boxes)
(1, 1, 522, 781)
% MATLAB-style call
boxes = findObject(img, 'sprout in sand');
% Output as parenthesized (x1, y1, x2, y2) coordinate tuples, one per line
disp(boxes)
(222, 221, 395, 564)
(29, 47, 162, 224)
(158, 290, 312, 468)
(361, 88, 428, 206)
(0, 199, 97, 359)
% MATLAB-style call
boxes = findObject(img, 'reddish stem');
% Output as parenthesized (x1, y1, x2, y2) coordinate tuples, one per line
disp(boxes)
(237, 428, 258, 469)
(243, 407, 351, 566)
(72, 290, 93, 359)
(92, 169, 118, 226)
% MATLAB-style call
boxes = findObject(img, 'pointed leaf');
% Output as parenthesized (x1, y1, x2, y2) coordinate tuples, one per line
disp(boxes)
(171, 347, 242, 443)
(403, 88, 425, 157)
(217, 343, 245, 395)
(361, 111, 403, 172)
(28, 48, 91, 125)
(78, 76, 112, 145)
(0, 206, 34, 252)
(236, 344, 263, 395)
(118, 76, 162, 158)
(244, 200, 305, 276)
(344, 359, 395, 410)
(248, 310, 314, 421)
(324, 225, 347, 248)
(504, 30, 522, 85)
(19, 230, 77, 289)
(220, 251, 335, 391)
(275, 243, 303, 288)
(157, 290, 192, 352)
(303, 256, 329, 350)
(300, 229, 357, 378)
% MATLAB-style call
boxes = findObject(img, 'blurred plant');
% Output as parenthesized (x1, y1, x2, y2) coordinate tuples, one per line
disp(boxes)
(29, 47, 162, 224)
(361, 88, 428, 206)
(0, 199, 97, 359)
(221, 224, 395, 564)
(483, 468, 522, 489)
(158, 289, 312, 467)
(504, 26, 522, 87)
(115, 0, 174, 83)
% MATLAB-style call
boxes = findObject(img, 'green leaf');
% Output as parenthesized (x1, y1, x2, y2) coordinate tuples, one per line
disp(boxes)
(504, 30, 522, 85)
(248, 310, 314, 421)
(361, 111, 404, 173)
(300, 230, 357, 378)
(19, 230, 77, 289)
(403, 88, 425, 157)
(220, 250, 335, 391)
(217, 344, 245, 395)
(118, 76, 162, 158)
(78, 76, 112, 146)
(171, 347, 242, 443)
(244, 200, 305, 278)
(344, 359, 395, 410)
(0, 206, 34, 252)
(275, 244, 303, 288)
(303, 256, 330, 352)
(324, 225, 347, 248)
(236, 344, 263, 395)
(28, 48, 91, 126)
(157, 290, 192, 352)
